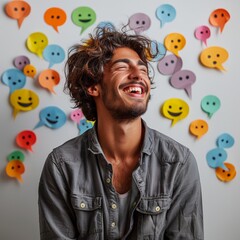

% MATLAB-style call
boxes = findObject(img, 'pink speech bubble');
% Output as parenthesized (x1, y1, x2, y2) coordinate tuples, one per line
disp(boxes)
(157, 54, 183, 75)
(70, 109, 84, 124)
(194, 25, 211, 46)
(170, 70, 196, 98)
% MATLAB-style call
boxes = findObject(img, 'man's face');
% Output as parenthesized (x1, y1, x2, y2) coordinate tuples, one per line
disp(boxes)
(99, 47, 151, 121)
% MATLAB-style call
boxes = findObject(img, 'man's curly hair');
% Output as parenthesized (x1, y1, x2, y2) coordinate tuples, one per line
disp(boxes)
(64, 27, 157, 121)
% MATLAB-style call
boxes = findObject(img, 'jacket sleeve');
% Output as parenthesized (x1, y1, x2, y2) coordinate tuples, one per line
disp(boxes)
(38, 152, 78, 240)
(164, 151, 204, 240)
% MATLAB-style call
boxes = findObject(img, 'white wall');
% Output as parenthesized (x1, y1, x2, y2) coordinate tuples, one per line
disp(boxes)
(1, 0, 240, 239)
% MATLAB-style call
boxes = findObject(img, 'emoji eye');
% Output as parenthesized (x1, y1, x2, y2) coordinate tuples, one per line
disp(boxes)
(167, 13, 170, 16)
(201, 125, 204, 128)
(47, 114, 51, 117)
(186, 75, 189, 79)
(51, 15, 54, 19)
(88, 14, 91, 17)
(78, 14, 82, 17)
(227, 174, 231, 177)
(18, 165, 21, 168)
(14, 7, 18, 11)
(51, 52, 55, 55)
(169, 105, 172, 109)
(12, 166, 15, 170)
(195, 126, 198, 129)
(18, 96, 22, 100)
(21, 7, 25, 11)
(57, 52, 60, 56)
(165, 63, 168, 66)
(161, 11, 164, 14)
(46, 77, 49, 80)
(177, 39, 181, 42)
(52, 76, 55, 80)
(34, 41, 37, 44)
(179, 77, 183, 81)
(171, 40, 174, 43)
(216, 54, 220, 57)
(221, 13, 224, 17)
(18, 79, 22, 82)
(29, 97, 32, 101)
(200, 31, 203, 34)
(171, 60, 174, 64)
(136, 21, 139, 24)
(207, 55, 211, 58)
(142, 21, 145, 24)
(212, 102, 216, 105)
(41, 40, 44, 43)
(28, 135, 32, 138)
(219, 153, 222, 157)
(179, 107, 182, 110)
(8, 77, 11, 80)
(57, 16, 60, 19)
(214, 14, 218, 18)
(22, 136, 25, 139)
(206, 30, 209, 33)
(56, 116, 59, 119)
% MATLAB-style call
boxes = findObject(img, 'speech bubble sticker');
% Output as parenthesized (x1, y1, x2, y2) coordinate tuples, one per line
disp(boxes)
(2, 68, 26, 94)
(97, 21, 116, 31)
(26, 32, 48, 58)
(10, 89, 39, 119)
(34, 106, 67, 129)
(4, 1, 31, 28)
(71, 6, 96, 34)
(155, 4, 176, 28)
(164, 33, 186, 57)
(23, 64, 37, 78)
(44, 7, 67, 33)
(7, 150, 25, 162)
(189, 119, 208, 139)
(13, 55, 30, 70)
(215, 162, 236, 182)
(38, 69, 60, 94)
(70, 109, 84, 124)
(194, 25, 211, 46)
(147, 41, 166, 62)
(201, 95, 221, 118)
(6, 160, 25, 182)
(170, 70, 196, 98)
(77, 119, 93, 135)
(16, 130, 37, 152)
(200, 46, 228, 71)
(209, 8, 230, 33)
(216, 133, 235, 149)
(206, 147, 228, 170)
(42, 44, 65, 68)
(161, 98, 189, 126)
(157, 54, 183, 75)
(129, 13, 151, 35)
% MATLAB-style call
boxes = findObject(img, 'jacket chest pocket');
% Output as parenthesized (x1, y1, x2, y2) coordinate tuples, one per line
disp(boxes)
(71, 194, 103, 239)
(134, 197, 171, 238)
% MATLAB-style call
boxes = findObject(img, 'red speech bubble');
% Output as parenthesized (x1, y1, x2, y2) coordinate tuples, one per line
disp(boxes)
(209, 8, 230, 33)
(5, 1, 31, 28)
(16, 130, 37, 152)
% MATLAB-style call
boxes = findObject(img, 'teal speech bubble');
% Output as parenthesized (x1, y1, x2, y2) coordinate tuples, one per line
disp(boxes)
(71, 6, 96, 34)
(7, 150, 25, 162)
(201, 95, 221, 118)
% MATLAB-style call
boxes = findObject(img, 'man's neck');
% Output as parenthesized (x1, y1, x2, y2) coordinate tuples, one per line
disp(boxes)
(96, 117, 144, 164)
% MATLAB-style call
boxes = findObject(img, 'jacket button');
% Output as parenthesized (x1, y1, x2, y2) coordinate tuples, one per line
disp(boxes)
(111, 203, 117, 209)
(106, 178, 111, 183)
(155, 206, 161, 212)
(80, 203, 86, 208)
(111, 222, 116, 227)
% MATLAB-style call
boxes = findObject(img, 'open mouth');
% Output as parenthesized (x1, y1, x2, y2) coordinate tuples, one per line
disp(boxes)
(123, 86, 143, 95)
(168, 111, 182, 117)
(46, 118, 58, 124)
(17, 102, 32, 107)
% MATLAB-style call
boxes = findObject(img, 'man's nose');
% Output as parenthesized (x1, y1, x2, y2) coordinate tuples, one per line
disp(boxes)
(129, 67, 142, 80)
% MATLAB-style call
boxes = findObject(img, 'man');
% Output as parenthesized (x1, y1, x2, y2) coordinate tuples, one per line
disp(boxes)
(38, 27, 204, 239)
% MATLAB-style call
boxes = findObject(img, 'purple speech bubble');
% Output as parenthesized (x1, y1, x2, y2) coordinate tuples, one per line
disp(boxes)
(194, 25, 211, 46)
(170, 70, 196, 98)
(157, 54, 182, 75)
(129, 13, 151, 34)
(13, 55, 30, 70)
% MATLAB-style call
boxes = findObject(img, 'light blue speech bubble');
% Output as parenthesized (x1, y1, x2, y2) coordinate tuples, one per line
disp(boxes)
(206, 147, 228, 170)
(77, 119, 93, 135)
(97, 21, 115, 31)
(156, 4, 176, 28)
(217, 133, 235, 149)
(34, 106, 67, 129)
(1, 68, 26, 93)
(150, 41, 166, 62)
(201, 95, 221, 118)
(43, 44, 65, 68)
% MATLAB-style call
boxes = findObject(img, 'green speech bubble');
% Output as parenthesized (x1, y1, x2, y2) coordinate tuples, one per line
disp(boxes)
(201, 95, 221, 118)
(7, 150, 25, 162)
(71, 6, 96, 34)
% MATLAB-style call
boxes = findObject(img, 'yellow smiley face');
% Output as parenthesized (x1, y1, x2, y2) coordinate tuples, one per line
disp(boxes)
(164, 33, 186, 57)
(161, 98, 189, 126)
(10, 89, 39, 118)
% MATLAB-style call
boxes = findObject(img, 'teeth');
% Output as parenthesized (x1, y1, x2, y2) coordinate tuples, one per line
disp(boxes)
(124, 87, 142, 94)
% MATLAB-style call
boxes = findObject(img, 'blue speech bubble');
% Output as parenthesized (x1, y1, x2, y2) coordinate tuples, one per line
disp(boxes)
(34, 106, 67, 129)
(97, 21, 115, 31)
(43, 44, 65, 68)
(217, 133, 235, 149)
(156, 4, 176, 28)
(206, 147, 228, 170)
(150, 41, 166, 61)
(1, 68, 26, 93)
(77, 119, 93, 135)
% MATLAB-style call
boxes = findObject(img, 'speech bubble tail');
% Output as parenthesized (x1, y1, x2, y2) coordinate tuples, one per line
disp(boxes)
(185, 87, 192, 99)
(34, 121, 44, 130)
(53, 26, 59, 33)
(17, 175, 23, 183)
(37, 51, 43, 59)
(208, 112, 213, 118)
(48, 62, 54, 69)
(216, 65, 226, 71)
(13, 109, 19, 119)
(18, 18, 24, 28)
(220, 163, 228, 171)
(171, 120, 177, 127)
(203, 39, 207, 46)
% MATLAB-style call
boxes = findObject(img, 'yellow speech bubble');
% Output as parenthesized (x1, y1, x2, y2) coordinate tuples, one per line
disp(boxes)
(189, 119, 208, 139)
(200, 46, 228, 71)
(164, 33, 186, 57)
(10, 89, 39, 118)
(26, 32, 48, 58)
(23, 64, 37, 78)
(6, 160, 25, 182)
(161, 98, 189, 126)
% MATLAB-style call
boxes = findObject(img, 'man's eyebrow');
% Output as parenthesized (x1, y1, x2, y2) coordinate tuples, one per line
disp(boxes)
(111, 58, 147, 67)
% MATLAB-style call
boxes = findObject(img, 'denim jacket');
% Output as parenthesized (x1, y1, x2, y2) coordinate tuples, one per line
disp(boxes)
(38, 121, 204, 239)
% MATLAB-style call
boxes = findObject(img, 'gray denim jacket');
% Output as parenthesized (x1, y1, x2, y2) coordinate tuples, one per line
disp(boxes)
(38, 121, 204, 239)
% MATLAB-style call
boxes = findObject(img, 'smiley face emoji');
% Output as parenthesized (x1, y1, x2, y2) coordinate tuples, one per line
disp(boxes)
(161, 98, 189, 126)
(10, 89, 39, 118)
(215, 162, 236, 182)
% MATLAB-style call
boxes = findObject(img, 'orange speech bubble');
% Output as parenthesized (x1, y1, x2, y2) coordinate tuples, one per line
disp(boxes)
(189, 119, 208, 139)
(4, 1, 31, 28)
(23, 64, 37, 78)
(209, 8, 230, 33)
(16, 130, 37, 152)
(38, 69, 60, 94)
(6, 160, 25, 182)
(164, 33, 186, 57)
(215, 162, 236, 182)
(44, 7, 67, 32)
(200, 46, 228, 71)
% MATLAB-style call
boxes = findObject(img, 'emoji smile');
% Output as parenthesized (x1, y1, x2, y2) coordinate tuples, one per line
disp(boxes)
(168, 111, 182, 117)
(17, 102, 32, 107)
(78, 19, 91, 23)
(46, 118, 58, 124)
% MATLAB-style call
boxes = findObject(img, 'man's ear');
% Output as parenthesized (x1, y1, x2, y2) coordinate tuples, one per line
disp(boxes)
(86, 85, 100, 97)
